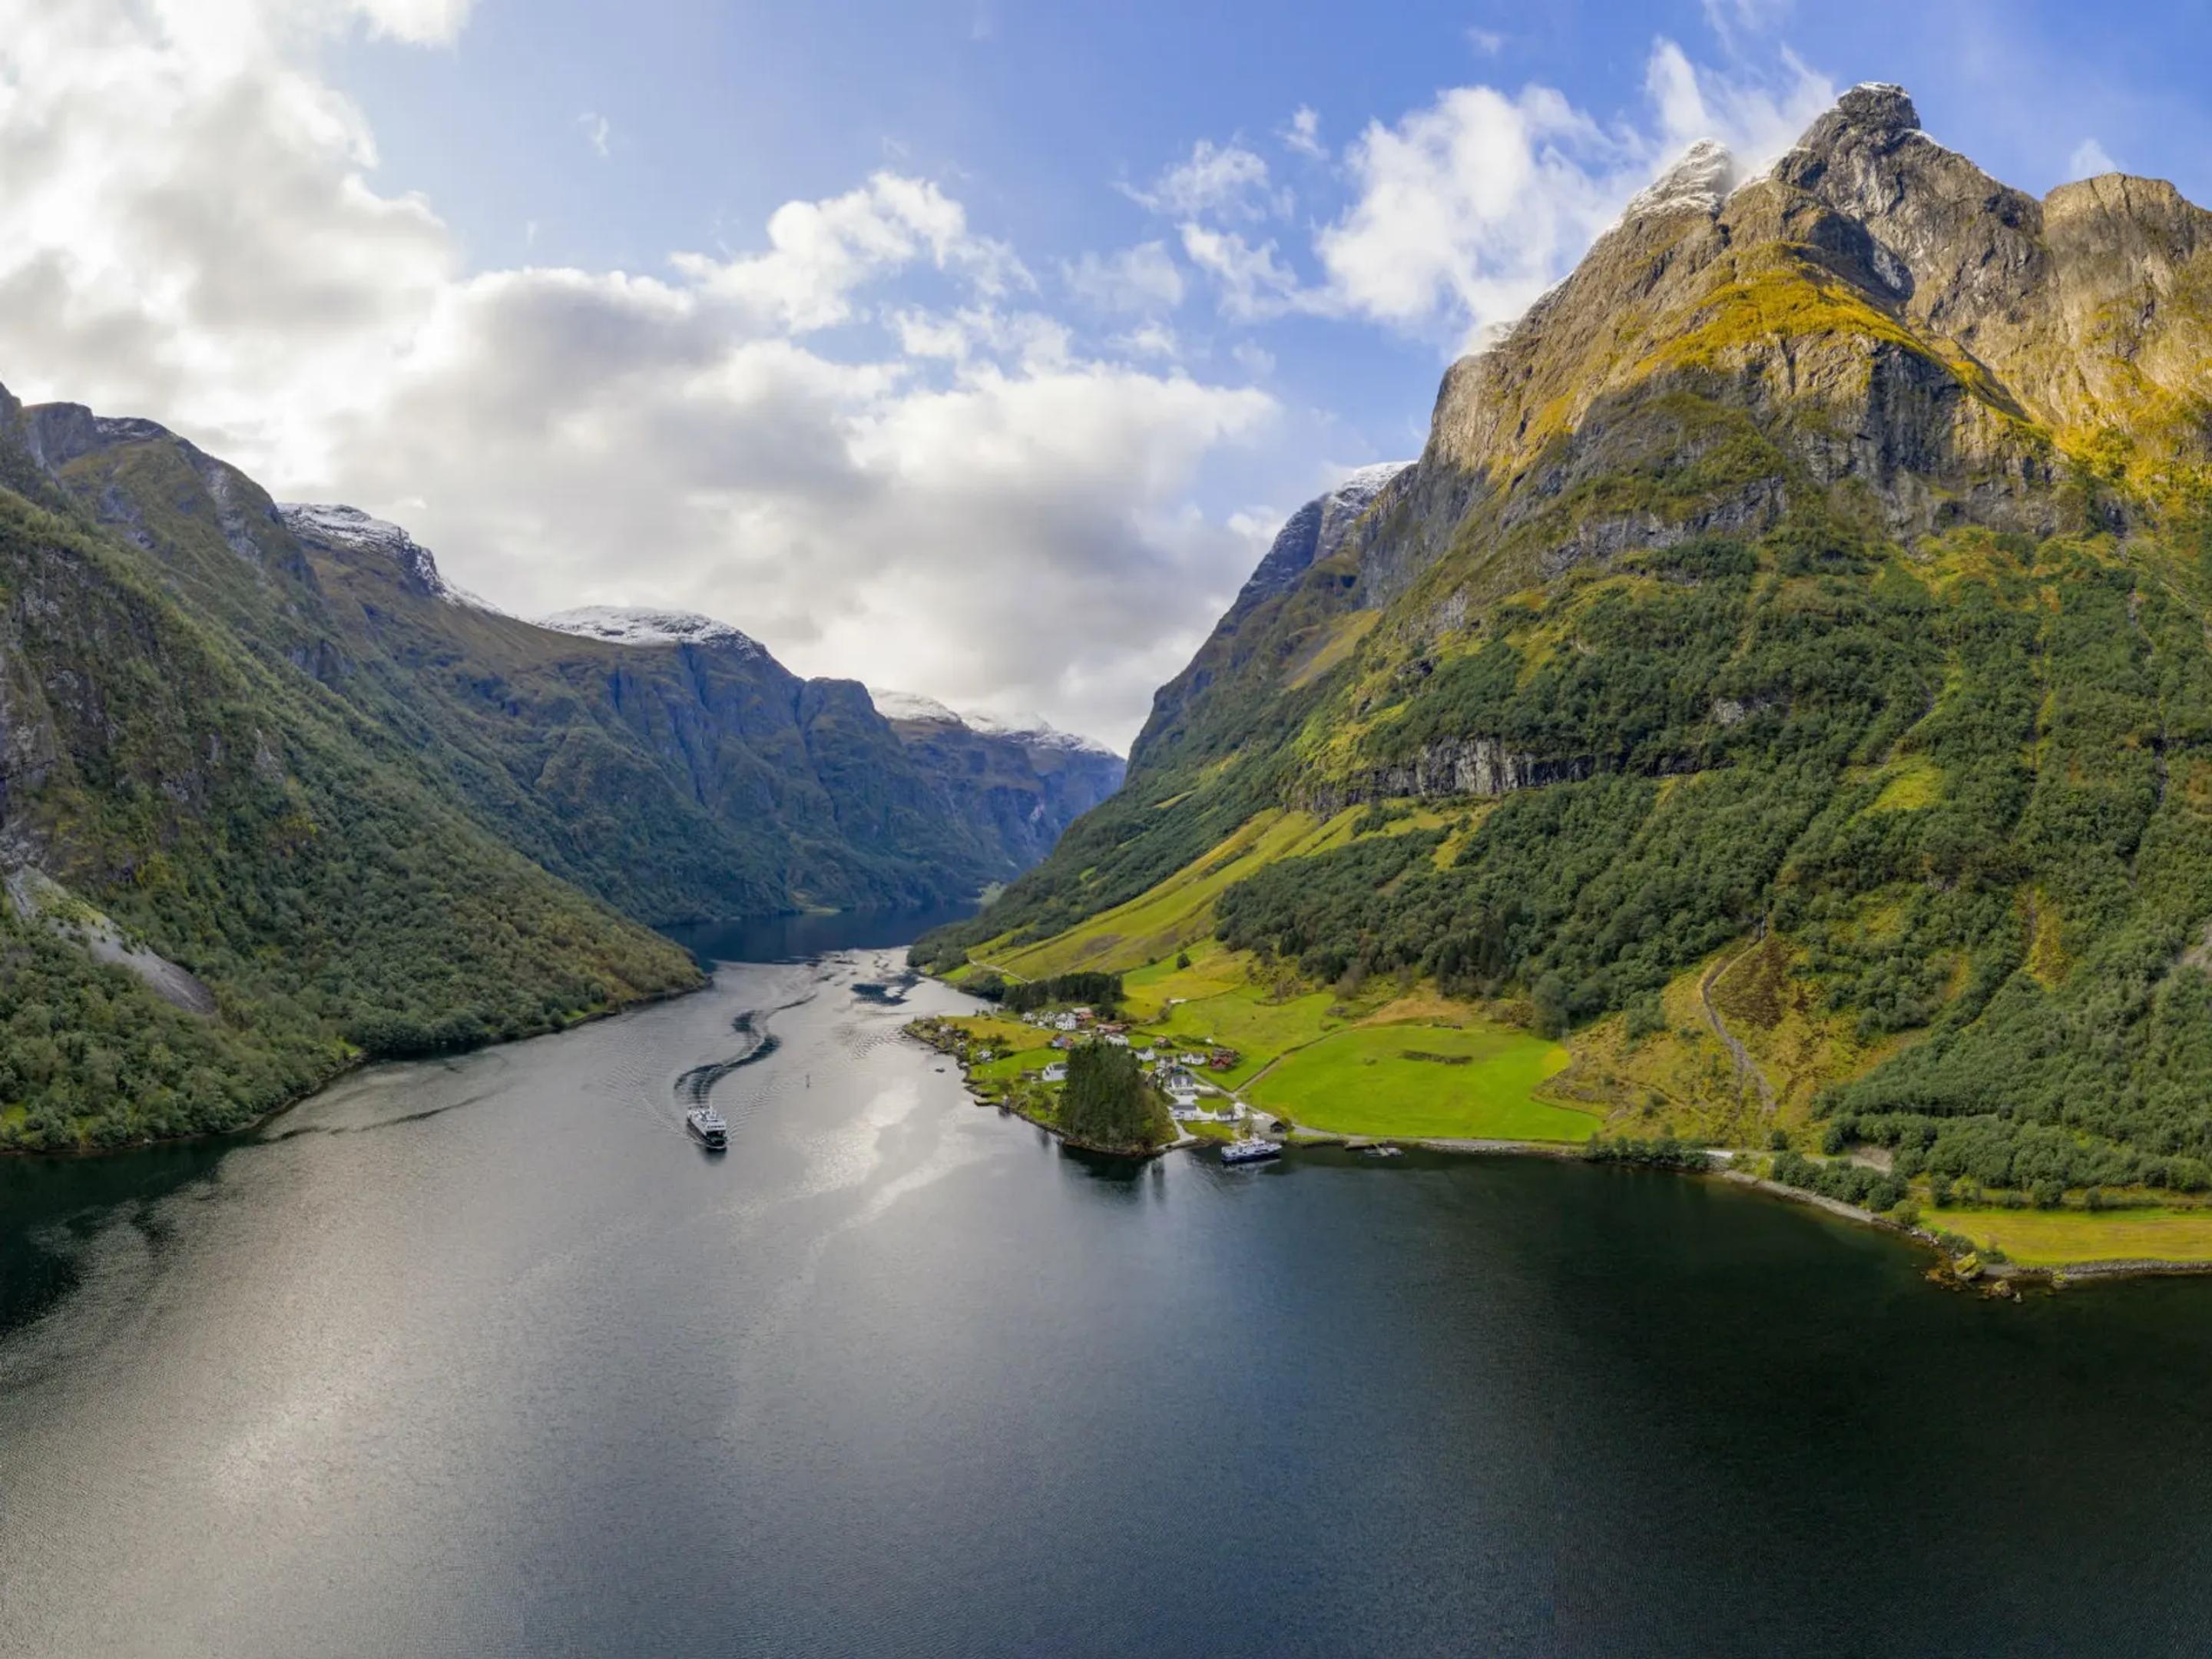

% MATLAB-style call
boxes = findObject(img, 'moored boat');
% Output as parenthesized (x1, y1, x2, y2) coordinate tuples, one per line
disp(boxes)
(1220, 1137, 1281, 1166)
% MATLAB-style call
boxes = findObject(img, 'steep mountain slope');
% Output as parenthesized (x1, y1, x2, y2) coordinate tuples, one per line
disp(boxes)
(10, 400, 1116, 926)
(0, 387, 700, 1152)
(865, 690, 1125, 875)
(922, 86, 2212, 1200)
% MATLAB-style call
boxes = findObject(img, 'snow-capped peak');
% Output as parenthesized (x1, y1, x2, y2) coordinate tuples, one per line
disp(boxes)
(535, 604, 763, 654)
(866, 686, 963, 724)
(868, 687, 1118, 757)
(1620, 137, 1738, 222)
(278, 502, 495, 610)
(958, 708, 1118, 757)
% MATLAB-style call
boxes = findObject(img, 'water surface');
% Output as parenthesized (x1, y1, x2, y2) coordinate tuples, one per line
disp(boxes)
(7, 949, 2212, 1655)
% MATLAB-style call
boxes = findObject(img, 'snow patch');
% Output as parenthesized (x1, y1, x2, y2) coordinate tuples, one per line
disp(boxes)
(866, 686, 963, 724)
(535, 604, 763, 654)
(869, 686, 1119, 757)
(279, 502, 497, 611)
(1619, 137, 1738, 224)
(959, 708, 1119, 758)
(1332, 459, 1414, 501)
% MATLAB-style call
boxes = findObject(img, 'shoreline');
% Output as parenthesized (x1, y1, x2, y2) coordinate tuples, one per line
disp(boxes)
(915, 984, 2212, 1289)
(2, 976, 708, 1163)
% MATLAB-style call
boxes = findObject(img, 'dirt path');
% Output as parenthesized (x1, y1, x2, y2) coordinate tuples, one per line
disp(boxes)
(1700, 941, 1777, 1114)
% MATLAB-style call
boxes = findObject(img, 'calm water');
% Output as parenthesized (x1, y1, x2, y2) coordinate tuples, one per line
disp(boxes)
(8, 949, 2212, 1654)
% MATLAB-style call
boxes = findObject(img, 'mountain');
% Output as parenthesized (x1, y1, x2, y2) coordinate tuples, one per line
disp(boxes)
(864, 689, 1125, 875)
(0, 389, 702, 1152)
(0, 387, 1118, 1151)
(919, 85, 2212, 1202)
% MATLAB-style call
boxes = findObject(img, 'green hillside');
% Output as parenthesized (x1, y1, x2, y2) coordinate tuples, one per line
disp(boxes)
(919, 86, 2212, 1207)
(0, 432, 700, 1152)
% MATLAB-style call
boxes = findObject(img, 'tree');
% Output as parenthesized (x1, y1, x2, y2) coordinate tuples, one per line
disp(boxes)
(1058, 1043, 1168, 1151)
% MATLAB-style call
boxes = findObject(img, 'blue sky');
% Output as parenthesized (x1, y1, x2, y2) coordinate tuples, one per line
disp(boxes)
(333, 0, 2212, 485)
(4, 0, 2209, 743)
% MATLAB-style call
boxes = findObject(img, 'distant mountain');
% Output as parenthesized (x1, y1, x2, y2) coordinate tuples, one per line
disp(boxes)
(864, 688, 1125, 875)
(920, 83, 2212, 1202)
(0, 386, 1121, 1149)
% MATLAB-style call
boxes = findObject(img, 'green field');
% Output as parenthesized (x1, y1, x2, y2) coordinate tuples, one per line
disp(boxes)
(1135, 985, 1347, 1087)
(1930, 1205, 2212, 1266)
(1244, 1022, 1593, 1141)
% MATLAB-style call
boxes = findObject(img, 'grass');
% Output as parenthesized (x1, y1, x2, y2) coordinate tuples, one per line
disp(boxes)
(979, 810, 1320, 979)
(1867, 754, 1942, 812)
(1136, 984, 1348, 1088)
(1929, 1204, 2212, 1266)
(1245, 1022, 1594, 1142)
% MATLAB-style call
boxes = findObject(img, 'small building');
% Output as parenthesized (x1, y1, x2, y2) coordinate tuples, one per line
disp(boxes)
(1041, 1061, 1069, 1084)
(1135, 1047, 1157, 1062)
(1207, 1048, 1238, 1070)
(1167, 1081, 1201, 1110)
(1048, 1035, 1073, 1050)
(1054, 1014, 1078, 1032)
(1104, 1033, 1130, 1048)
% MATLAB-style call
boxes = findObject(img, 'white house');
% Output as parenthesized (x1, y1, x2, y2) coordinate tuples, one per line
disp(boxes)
(1041, 1061, 1068, 1084)
(1054, 1013, 1078, 1032)
(1104, 1033, 1130, 1047)
(1135, 1047, 1157, 1062)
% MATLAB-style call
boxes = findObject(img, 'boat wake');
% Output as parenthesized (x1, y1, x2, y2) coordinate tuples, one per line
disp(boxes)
(671, 987, 820, 1123)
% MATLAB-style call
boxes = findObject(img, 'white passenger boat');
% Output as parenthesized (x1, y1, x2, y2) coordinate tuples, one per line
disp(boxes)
(686, 1103, 728, 1151)
(1220, 1137, 1281, 1165)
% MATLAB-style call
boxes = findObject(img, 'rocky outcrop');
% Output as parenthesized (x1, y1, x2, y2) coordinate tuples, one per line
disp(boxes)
(1303, 737, 1596, 813)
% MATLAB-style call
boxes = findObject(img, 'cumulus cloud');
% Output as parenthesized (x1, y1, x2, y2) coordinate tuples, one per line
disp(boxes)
(1316, 38, 1833, 348)
(1178, 224, 1313, 322)
(1121, 138, 1290, 221)
(0, 0, 1273, 745)
(1061, 241, 1186, 314)
(1280, 105, 1325, 159)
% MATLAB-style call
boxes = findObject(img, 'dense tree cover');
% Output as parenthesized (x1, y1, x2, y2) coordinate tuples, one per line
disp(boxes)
(1769, 1151, 1912, 1214)
(1581, 1134, 1711, 1171)
(1056, 1042, 1171, 1153)
(0, 472, 699, 1153)
(998, 972, 1124, 1015)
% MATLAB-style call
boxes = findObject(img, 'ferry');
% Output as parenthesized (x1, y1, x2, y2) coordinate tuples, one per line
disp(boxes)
(685, 1103, 729, 1151)
(1220, 1137, 1282, 1166)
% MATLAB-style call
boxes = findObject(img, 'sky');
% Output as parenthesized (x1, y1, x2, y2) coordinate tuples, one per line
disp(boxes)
(2, 2, 2209, 747)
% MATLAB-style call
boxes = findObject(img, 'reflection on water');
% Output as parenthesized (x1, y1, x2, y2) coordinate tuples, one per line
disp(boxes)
(661, 900, 977, 965)
(10, 941, 2212, 1655)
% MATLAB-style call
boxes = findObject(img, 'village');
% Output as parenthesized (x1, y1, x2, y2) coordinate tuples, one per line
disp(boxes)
(907, 992, 1293, 1156)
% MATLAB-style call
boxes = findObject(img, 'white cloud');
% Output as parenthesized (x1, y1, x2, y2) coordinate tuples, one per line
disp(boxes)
(1062, 241, 1186, 314)
(1316, 38, 1833, 348)
(2067, 136, 2120, 178)
(1280, 105, 1325, 159)
(578, 111, 611, 158)
(0, 0, 1273, 746)
(669, 172, 1025, 333)
(1178, 224, 1313, 322)
(1700, 0, 1791, 51)
(1465, 28, 1505, 56)
(1122, 138, 1290, 221)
